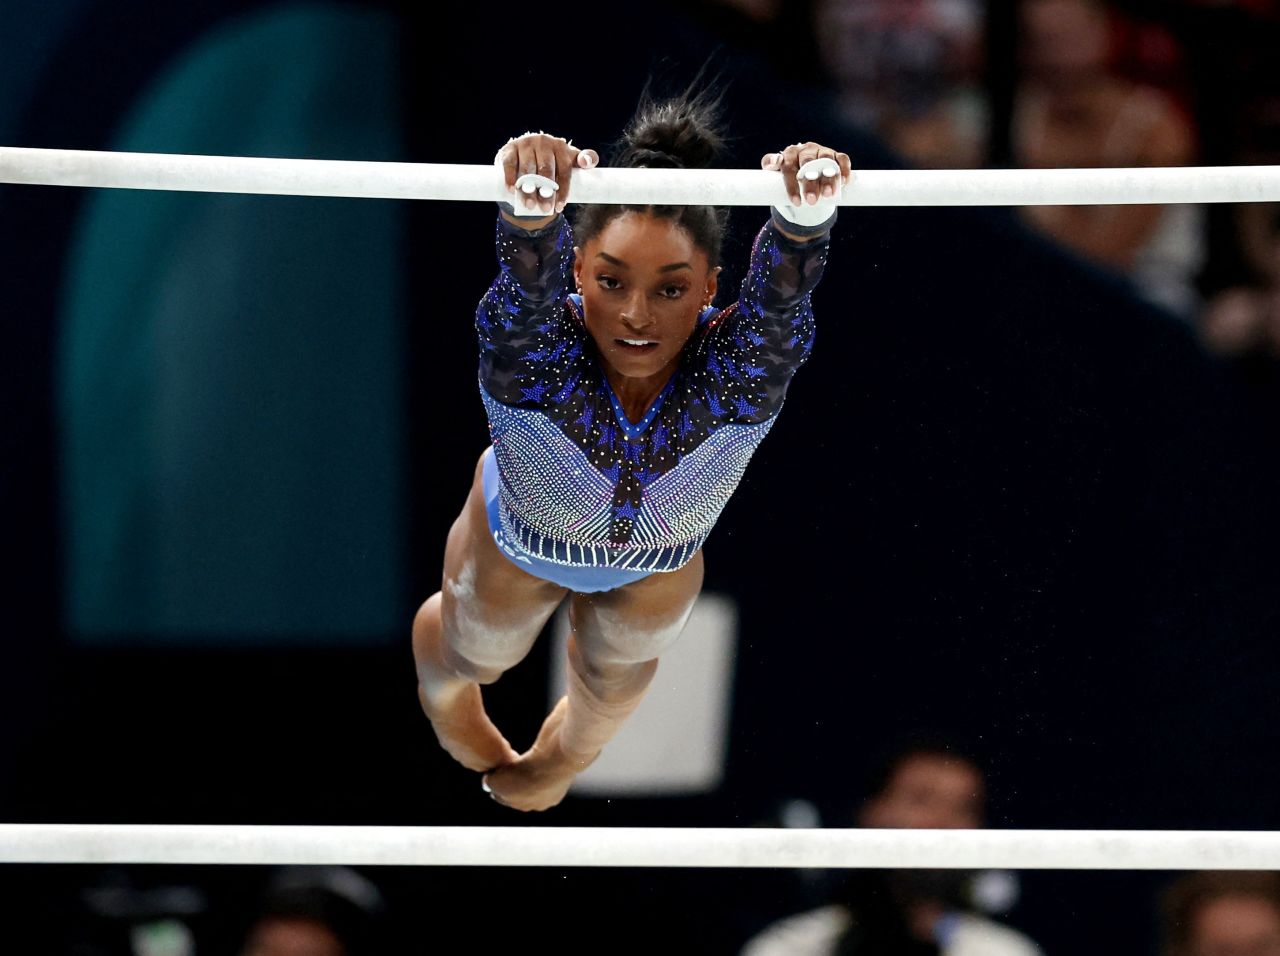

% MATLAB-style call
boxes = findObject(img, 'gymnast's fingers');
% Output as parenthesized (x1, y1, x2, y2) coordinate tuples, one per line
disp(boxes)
(498, 140, 520, 192)
(531, 139, 557, 215)
(794, 142, 826, 205)
(835, 151, 852, 189)
(811, 144, 844, 198)
(777, 144, 804, 207)
(761, 151, 784, 171)
(555, 146, 598, 213)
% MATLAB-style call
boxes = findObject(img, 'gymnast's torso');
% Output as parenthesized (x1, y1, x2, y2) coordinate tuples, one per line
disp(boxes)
(476, 211, 831, 572)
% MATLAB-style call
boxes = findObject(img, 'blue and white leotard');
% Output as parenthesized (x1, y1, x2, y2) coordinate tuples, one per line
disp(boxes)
(476, 211, 831, 591)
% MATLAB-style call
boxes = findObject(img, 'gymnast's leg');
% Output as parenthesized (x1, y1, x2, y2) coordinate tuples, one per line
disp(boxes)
(412, 450, 568, 772)
(484, 550, 704, 811)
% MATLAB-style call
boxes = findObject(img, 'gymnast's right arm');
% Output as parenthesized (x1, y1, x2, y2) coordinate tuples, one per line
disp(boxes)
(476, 133, 598, 400)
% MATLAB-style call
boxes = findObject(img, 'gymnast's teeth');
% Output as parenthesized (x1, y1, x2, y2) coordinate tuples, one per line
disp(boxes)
(621, 339, 655, 346)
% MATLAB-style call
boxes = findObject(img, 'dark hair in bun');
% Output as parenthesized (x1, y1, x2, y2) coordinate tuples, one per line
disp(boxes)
(573, 80, 731, 266)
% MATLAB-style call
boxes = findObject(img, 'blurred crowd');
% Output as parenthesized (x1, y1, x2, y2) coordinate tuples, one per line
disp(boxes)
(65, 865, 391, 956)
(795, 0, 1280, 365)
(739, 744, 1280, 956)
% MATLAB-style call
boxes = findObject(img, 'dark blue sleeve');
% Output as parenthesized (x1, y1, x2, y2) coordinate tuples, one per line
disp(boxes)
(694, 219, 830, 423)
(476, 212, 585, 406)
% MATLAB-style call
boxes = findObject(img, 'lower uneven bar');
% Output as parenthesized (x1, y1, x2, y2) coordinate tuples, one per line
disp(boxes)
(3, 825, 1280, 869)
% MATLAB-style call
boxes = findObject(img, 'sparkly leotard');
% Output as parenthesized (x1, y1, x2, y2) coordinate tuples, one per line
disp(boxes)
(477, 211, 830, 584)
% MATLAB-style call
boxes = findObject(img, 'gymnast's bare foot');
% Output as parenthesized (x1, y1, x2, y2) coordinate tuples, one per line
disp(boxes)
(483, 697, 599, 812)
(418, 681, 519, 773)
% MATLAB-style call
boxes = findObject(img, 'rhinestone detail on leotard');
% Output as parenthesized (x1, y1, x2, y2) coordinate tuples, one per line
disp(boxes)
(475, 212, 830, 571)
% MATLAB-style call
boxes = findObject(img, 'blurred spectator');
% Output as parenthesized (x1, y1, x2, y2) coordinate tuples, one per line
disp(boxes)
(1106, 5, 1194, 99)
(237, 868, 388, 956)
(1013, 0, 1204, 318)
(740, 743, 1041, 956)
(812, 0, 989, 168)
(1161, 871, 1280, 956)
(1199, 101, 1280, 360)
(1200, 268, 1280, 361)
(66, 870, 207, 956)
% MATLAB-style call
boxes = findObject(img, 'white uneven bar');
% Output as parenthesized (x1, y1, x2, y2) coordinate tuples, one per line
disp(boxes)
(4, 825, 1280, 869)
(3, 146, 1280, 206)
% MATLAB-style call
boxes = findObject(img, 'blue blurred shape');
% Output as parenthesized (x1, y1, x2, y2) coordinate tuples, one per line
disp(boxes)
(59, 3, 407, 643)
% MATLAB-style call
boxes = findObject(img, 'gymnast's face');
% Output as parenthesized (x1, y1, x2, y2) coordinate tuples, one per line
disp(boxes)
(573, 211, 720, 386)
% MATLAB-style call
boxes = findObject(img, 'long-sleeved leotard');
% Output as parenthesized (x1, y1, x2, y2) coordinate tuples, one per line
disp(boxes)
(476, 211, 831, 573)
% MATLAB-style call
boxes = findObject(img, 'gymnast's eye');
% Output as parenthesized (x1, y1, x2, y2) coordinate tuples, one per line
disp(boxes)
(596, 275, 621, 290)
(660, 284, 688, 299)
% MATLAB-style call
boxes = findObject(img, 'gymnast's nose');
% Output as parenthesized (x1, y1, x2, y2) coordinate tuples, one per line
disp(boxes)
(620, 292, 653, 331)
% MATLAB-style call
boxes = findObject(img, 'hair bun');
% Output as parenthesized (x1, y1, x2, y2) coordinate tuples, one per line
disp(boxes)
(616, 90, 725, 170)
(572, 75, 731, 268)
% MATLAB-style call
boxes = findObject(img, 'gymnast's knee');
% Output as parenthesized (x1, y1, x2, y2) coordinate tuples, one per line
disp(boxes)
(568, 639, 659, 703)
(440, 579, 544, 683)
(570, 596, 690, 669)
(412, 592, 490, 684)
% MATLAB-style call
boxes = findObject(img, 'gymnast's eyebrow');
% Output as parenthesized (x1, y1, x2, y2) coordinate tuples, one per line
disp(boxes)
(596, 251, 692, 272)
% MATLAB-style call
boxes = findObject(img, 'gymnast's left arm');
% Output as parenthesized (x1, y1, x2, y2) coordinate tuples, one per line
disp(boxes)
(700, 141, 849, 418)
(745, 141, 850, 333)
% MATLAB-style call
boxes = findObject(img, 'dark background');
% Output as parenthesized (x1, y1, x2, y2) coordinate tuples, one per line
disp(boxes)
(2, 1, 1278, 952)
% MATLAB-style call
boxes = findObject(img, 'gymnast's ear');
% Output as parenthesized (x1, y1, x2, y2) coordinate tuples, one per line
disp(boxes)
(706, 264, 722, 299)
(572, 246, 584, 289)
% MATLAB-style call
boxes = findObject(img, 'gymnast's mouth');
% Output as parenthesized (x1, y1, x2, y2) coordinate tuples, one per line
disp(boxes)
(616, 338, 659, 352)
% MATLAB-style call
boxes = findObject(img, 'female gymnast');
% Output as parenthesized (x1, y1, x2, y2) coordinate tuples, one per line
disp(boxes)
(412, 90, 849, 811)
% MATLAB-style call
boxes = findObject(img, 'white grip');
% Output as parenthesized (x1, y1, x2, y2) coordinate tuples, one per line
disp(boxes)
(800, 157, 840, 181)
(774, 157, 841, 227)
(508, 172, 558, 213)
